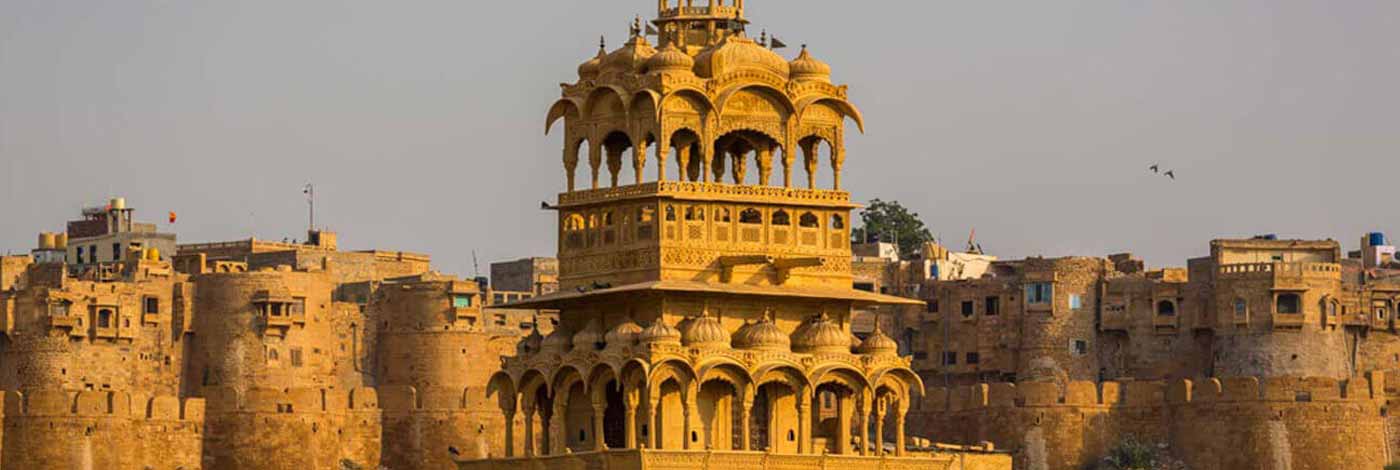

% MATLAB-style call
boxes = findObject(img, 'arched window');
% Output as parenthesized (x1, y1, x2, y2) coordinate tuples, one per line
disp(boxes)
(684, 206, 704, 221)
(565, 214, 586, 231)
(799, 212, 819, 228)
(830, 215, 845, 230)
(587, 214, 599, 229)
(665, 205, 677, 221)
(772, 210, 791, 226)
(1233, 299, 1247, 317)
(715, 207, 732, 222)
(603, 211, 615, 226)
(739, 208, 762, 224)
(1276, 293, 1301, 314)
(1156, 300, 1176, 316)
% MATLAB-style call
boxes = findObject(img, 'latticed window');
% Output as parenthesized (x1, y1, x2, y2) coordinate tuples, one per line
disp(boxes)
(739, 208, 762, 224)
(771, 210, 790, 226)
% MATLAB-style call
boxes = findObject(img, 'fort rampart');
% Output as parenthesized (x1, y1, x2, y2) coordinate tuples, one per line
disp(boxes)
(909, 372, 1388, 470)
(0, 390, 204, 470)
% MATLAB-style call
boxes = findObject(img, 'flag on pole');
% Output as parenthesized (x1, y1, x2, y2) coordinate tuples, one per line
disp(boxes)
(168, 212, 177, 224)
(770, 37, 788, 49)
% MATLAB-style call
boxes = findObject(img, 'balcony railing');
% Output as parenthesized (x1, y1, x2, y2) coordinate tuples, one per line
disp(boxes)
(559, 181, 852, 208)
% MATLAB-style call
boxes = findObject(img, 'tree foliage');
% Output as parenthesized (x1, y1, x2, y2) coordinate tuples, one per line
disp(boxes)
(854, 199, 934, 258)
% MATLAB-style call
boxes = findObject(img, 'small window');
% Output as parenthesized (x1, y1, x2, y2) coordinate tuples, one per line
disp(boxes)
(772, 210, 791, 226)
(943, 351, 958, 365)
(76, 247, 85, 263)
(665, 205, 677, 221)
(1157, 300, 1176, 316)
(112, 243, 121, 261)
(604, 211, 616, 226)
(565, 214, 586, 231)
(1071, 340, 1089, 356)
(926, 299, 939, 313)
(798, 212, 819, 228)
(291, 297, 306, 316)
(1026, 283, 1053, 304)
(97, 309, 113, 328)
(961, 301, 974, 318)
(290, 348, 304, 367)
(715, 207, 731, 222)
(966, 352, 981, 364)
(1234, 299, 1248, 317)
(494, 314, 507, 326)
(452, 295, 473, 308)
(1276, 294, 1300, 315)
(1069, 294, 1083, 310)
(739, 208, 762, 224)
(853, 282, 875, 293)
(985, 297, 1000, 316)
(684, 206, 704, 221)
(144, 297, 159, 315)
(830, 215, 845, 230)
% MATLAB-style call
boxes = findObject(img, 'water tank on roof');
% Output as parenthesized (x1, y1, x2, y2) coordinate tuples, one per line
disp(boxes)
(110, 197, 126, 210)
(38, 232, 56, 250)
(55, 233, 68, 249)
(1368, 232, 1387, 247)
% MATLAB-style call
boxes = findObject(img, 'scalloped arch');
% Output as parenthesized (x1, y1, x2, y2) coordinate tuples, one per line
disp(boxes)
(582, 85, 633, 121)
(796, 96, 865, 134)
(716, 84, 796, 118)
(809, 364, 870, 392)
(546, 98, 583, 135)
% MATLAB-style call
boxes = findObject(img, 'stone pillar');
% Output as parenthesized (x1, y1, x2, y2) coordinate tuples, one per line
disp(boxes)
(589, 140, 603, 190)
(633, 145, 648, 185)
(757, 146, 773, 186)
(624, 385, 640, 449)
(801, 140, 819, 189)
(592, 403, 607, 450)
(740, 392, 753, 451)
(676, 144, 692, 182)
(873, 397, 886, 457)
(524, 407, 536, 457)
(836, 394, 851, 455)
(564, 144, 580, 192)
(730, 148, 748, 184)
(782, 146, 795, 188)
(797, 389, 812, 454)
(856, 395, 869, 457)
(895, 402, 907, 457)
(607, 146, 625, 188)
(504, 407, 517, 457)
(646, 398, 659, 450)
(656, 141, 669, 182)
(710, 149, 726, 183)
(551, 400, 568, 455)
(699, 143, 712, 183)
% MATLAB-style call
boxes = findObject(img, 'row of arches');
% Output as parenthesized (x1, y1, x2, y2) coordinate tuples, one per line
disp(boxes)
(489, 359, 920, 458)
(561, 128, 843, 192)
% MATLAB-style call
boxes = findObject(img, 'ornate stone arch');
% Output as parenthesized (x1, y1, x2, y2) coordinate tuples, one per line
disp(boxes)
(715, 84, 796, 119)
(751, 362, 809, 390)
(582, 85, 633, 122)
(809, 364, 870, 394)
(795, 96, 865, 134)
(546, 98, 584, 135)
(697, 358, 753, 389)
(550, 364, 589, 398)
(871, 367, 925, 398)
(648, 359, 698, 397)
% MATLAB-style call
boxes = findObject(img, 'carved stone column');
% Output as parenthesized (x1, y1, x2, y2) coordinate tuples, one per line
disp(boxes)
(698, 143, 711, 183)
(710, 149, 726, 184)
(523, 406, 536, 457)
(607, 146, 625, 188)
(675, 144, 692, 182)
(592, 403, 607, 450)
(895, 401, 907, 457)
(589, 140, 603, 190)
(797, 388, 812, 454)
(740, 385, 754, 451)
(633, 145, 648, 185)
(831, 142, 846, 190)
(504, 407, 517, 457)
(782, 145, 795, 188)
(645, 397, 659, 449)
(801, 139, 819, 189)
(856, 394, 869, 457)
(564, 143, 580, 192)
(873, 397, 886, 457)
(624, 384, 640, 449)
(756, 145, 773, 186)
(836, 393, 851, 455)
(551, 399, 568, 455)
(655, 141, 669, 182)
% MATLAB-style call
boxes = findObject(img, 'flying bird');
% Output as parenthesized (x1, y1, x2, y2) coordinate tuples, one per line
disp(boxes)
(1149, 164, 1160, 174)
(1164, 170, 1175, 180)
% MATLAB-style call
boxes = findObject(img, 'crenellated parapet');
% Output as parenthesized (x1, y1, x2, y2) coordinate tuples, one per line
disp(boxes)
(0, 389, 205, 470)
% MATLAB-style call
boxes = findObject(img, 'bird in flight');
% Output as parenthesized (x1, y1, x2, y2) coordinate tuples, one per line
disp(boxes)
(1164, 170, 1176, 180)
(1149, 164, 1160, 174)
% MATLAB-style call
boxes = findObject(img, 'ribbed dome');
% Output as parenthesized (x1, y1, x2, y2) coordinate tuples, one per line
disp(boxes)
(578, 40, 607, 80)
(680, 312, 731, 348)
(605, 319, 644, 349)
(791, 313, 849, 354)
(789, 45, 831, 83)
(571, 319, 605, 351)
(856, 325, 899, 356)
(639, 319, 682, 346)
(694, 36, 790, 79)
(602, 35, 656, 76)
(540, 327, 573, 354)
(646, 43, 695, 75)
(733, 318, 790, 352)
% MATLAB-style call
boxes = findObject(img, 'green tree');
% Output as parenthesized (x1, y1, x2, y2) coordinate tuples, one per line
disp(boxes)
(853, 199, 934, 258)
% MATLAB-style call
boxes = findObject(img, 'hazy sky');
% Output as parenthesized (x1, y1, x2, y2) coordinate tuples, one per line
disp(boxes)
(2, 1, 1397, 276)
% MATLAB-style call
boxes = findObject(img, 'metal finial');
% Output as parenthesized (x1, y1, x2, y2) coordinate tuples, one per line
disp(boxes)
(598, 35, 607, 51)
(760, 29, 768, 47)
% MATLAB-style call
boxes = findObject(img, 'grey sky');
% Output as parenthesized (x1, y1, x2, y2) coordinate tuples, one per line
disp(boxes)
(2, 0, 1397, 276)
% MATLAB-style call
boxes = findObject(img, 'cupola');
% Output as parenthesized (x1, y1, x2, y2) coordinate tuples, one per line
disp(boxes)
(571, 319, 606, 351)
(639, 319, 682, 346)
(693, 35, 790, 80)
(856, 325, 899, 356)
(733, 317, 790, 352)
(605, 319, 645, 350)
(540, 327, 573, 354)
(680, 311, 731, 348)
(578, 38, 607, 81)
(788, 45, 831, 83)
(790, 313, 850, 354)
(646, 43, 696, 75)
(602, 35, 656, 76)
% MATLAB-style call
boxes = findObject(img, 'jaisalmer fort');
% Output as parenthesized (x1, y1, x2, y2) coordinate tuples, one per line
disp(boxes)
(0, 2, 1395, 470)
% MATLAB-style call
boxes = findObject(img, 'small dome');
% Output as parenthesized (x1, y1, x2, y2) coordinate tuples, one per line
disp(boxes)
(791, 313, 849, 354)
(856, 325, 899, 356)
(681, 312, 731, 348)
(602, 35, 656, 76)
(646, 43, 695, 75)
(694, 35, 790, 79)
(733, 318, 790, 352)
(789, 45, 831, 83)
(639, 319, 682, 346)
(605, 319, 644, 349)
(540, 327, 572, 354)
(578, 39, 607, 80)
(521, 328, 544, 354)
(571, 319, 605, 351)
